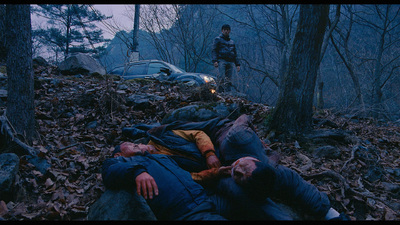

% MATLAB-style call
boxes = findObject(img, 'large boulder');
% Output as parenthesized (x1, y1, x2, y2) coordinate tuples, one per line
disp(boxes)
(33, 56, 49, 68)
(58, 53, 106, 75)
(88, 189, 156, 220)
(0, 153, 19, 202)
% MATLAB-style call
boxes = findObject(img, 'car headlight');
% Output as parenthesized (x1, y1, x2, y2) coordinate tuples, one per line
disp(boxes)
(200, 75, 215, 83)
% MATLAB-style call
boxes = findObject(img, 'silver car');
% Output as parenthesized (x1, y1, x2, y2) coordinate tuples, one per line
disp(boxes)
(110, 60, 216, 87)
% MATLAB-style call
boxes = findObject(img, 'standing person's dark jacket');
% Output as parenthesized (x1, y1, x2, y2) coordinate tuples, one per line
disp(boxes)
(102, 152, 224, 220)
(212, 34, 240, 66)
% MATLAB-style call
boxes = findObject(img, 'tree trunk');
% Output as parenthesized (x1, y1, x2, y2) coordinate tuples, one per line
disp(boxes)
(372, 31, 385, 118)
(269, 5, 329, 135)
(6, 4, 35, 145)
(316, 81, 324, 110)
(0, 5, 6, 63)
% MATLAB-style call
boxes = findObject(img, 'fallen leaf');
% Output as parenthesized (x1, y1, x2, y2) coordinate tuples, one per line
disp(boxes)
(45, 178, 54, 189)
(384, 206, 397, 220)
(0, 201, 8, 216)
(21, 212, 39, 220)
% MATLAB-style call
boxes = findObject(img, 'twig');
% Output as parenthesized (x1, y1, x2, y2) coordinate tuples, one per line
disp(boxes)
(0, 113, 38, 156)
(57, 143, 79, 152)
(341, 145, 359, 173)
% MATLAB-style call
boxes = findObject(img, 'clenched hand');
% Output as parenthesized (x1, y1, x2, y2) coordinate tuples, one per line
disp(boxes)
(206, 155, 221, 168)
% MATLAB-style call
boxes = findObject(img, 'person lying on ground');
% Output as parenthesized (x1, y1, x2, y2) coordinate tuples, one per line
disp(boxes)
(102, 150, 227, 220)
(115, 114, 350, 220)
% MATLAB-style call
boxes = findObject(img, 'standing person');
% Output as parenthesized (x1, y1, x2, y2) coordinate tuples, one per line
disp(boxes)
(212, 24, 240, 93)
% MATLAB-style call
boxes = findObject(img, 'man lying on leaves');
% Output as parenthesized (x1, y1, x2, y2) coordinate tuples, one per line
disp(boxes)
(102, 114, 350, 220)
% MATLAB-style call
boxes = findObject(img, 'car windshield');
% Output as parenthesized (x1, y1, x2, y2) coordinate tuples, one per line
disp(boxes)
(165, 62, 185, 74)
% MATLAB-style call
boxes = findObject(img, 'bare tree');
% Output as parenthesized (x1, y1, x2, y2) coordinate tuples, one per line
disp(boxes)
(5, 4, 35, 146)
(328, 5, 400, 119)
(269, 4, 330, 135)
(140, 4, 217, 72)
(355, 5, 400, 119)
(0, 5, 6, 63)
(329, 5, 365, 113)
(315, 4, 341, 110)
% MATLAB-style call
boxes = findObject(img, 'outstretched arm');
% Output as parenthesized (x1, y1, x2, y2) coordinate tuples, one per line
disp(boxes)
(191, 166, 232, 184)
(173, 129, 221, 168)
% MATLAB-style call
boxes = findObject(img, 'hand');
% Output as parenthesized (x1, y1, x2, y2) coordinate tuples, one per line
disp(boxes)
(206, 155, 221, 168)
(214, 62, 219, 68)
(218, 166, 232, 176)
(237, 66, 240, 72)
(135, 172, 159, 200)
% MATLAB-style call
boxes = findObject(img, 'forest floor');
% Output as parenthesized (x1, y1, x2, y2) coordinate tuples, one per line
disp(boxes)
(0, 65, 399, 220)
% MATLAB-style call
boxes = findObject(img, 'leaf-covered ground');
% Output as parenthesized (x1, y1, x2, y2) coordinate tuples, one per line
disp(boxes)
(0, 65, 399, 220)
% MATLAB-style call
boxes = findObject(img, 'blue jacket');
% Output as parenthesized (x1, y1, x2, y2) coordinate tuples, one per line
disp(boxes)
(102, 153, 208, 220)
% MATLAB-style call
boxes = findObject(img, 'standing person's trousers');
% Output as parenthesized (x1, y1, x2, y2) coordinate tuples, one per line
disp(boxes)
(217, 59, 236, 92)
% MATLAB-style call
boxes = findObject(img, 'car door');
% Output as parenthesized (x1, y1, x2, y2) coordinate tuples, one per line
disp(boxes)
(147, 62, 171, 80)
(122, 62, 148, 80)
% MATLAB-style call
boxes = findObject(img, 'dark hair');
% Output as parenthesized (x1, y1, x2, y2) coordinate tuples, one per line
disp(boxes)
(113, 145, 121, 157)
(221, 24, 231, 30)
(243, 161, 276, 201)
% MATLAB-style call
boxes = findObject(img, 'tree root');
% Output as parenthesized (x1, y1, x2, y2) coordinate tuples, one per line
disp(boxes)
(340, 145, 358, 173)
(0, 112, 38, 156)
(296, 152, 313, 172)
(301, 169, 397, 212)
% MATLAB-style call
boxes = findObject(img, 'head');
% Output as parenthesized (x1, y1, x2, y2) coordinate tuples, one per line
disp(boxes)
(113, 142, 157, 158)
(221, 24, 231, 37)
(242, 160, 277, 200)
(230, 157, 260, 185)
(231, 157, 276, 199)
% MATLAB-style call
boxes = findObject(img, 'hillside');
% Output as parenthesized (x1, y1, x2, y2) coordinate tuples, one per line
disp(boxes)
(0, 64, 399, 220)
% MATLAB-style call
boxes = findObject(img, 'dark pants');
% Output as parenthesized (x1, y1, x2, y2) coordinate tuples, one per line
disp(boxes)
(178, 199, 227, 220)
(217, 59, 235, 92)
(210, 178, 293, 220)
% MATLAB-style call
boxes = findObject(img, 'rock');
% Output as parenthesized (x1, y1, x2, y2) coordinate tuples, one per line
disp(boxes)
(22, 155, 51, 175)
(58, 53, 106, 75)
(162, 103, 239, 124)
(304, 129, 357, 145)
(0, 89, 6, 98)
(33, 56, 49, 67)
(126, 93, 165, 110)
(381, 182, 400, 193)
(0, 153, 19, 202)
(364, 167, 384, 183)
(86, 121, 98, 129)
(88, 189, 156, 220)
(313, 145, 341, 159)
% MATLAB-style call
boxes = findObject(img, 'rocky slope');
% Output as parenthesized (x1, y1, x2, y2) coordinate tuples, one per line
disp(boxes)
(0, 64, 399, 220)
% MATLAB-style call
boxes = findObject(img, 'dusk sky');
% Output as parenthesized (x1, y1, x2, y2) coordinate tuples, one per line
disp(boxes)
(31, 4, 136, 40)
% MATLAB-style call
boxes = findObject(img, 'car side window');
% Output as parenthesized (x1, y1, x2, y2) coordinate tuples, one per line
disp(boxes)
(126, 63, 147, 75)
(148, 62, 168, 75)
